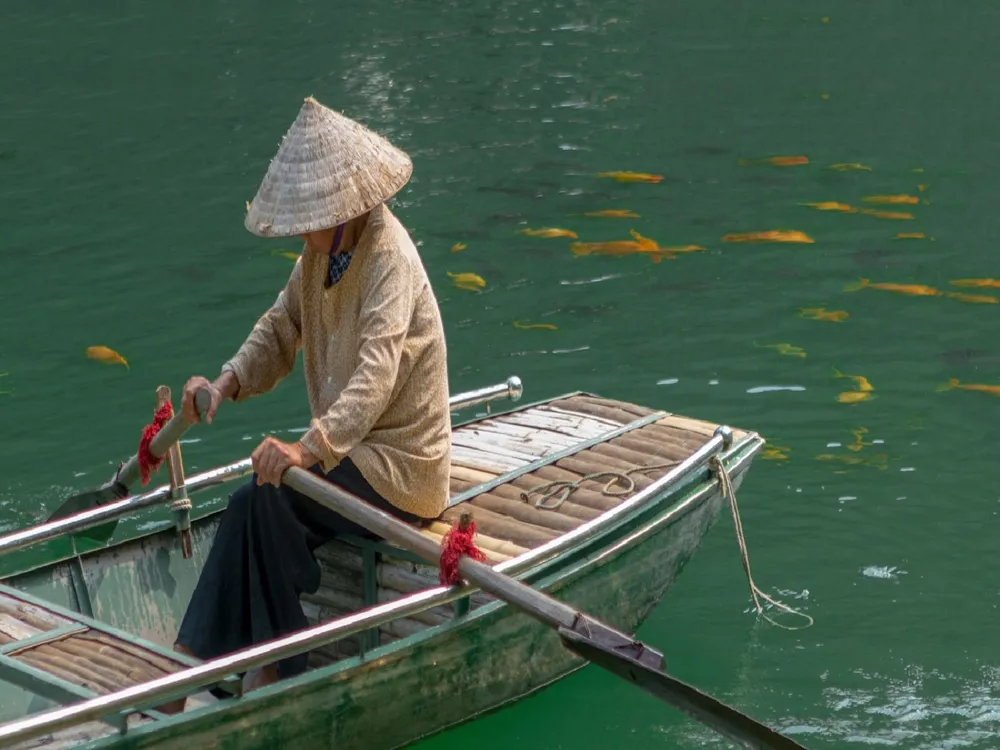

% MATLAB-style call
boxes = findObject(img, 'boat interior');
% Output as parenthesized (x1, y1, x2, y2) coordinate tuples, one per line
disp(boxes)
(0, 388, 753, 748)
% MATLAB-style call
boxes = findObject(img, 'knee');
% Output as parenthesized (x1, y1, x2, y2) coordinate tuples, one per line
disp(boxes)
(226, 477, 285, 518)
(225, 482, 256, 520)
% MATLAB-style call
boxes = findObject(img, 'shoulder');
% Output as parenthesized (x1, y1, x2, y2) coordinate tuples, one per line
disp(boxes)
(362, 206, 426, 280)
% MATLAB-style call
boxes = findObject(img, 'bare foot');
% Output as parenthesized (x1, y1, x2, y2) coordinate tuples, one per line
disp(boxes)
(154, 644, 195, 715)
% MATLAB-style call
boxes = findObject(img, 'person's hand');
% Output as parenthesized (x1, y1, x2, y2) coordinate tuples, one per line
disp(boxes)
(181, 376, 222, 424)
(251, 437, 319, 487)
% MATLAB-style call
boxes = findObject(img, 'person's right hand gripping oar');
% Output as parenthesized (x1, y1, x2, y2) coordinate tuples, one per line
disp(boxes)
(46, 381, 221, 543)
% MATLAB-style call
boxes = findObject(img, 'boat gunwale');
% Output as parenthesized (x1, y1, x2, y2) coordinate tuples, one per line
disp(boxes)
(0, 433, 762, 748)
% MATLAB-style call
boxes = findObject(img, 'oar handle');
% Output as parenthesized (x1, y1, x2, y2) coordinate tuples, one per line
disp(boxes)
(113, 389, 213, 491)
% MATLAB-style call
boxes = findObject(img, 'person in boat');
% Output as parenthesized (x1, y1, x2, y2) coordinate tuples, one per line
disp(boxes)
(172, 96, 451, 693)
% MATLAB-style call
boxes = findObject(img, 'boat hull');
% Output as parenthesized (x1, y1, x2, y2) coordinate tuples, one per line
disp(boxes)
(75, 467, 747, 750)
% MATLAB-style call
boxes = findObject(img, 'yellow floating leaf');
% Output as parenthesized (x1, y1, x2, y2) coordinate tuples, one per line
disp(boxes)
(761, 445, 791, 461)
(569, 229, 666, 262)
(596, 171, 663, 183)
(946, 292, 999, 305)
(738, 155, 809, 167)
(815, 453, 864, 465)
(513, 320, 559, 331)
(800, 201, 856, 213)
(817, 452, 887, 469)
(755, 342, 807, 358)
(583, 209, 641, 218)
(838, 391, 874, 404)
(447, 272, 486, 292)
(862, 194, 919, 205)
(832, 366, 874, 392)
(86, 346, 129, 370)
(865, 454, 889, 469)
(860, 208, 914, 220)
(519, 228, 579, 239)
(950, 278, 1000, 288)
(938, 379, 1000, 396)
(658, 244, 706, 259)
(722, 230, 815, 244)
(847, 426, 871, 452)
(798, 307, 849, 322)
(828, 162, 872, 171)
(844, 278, 939, 296)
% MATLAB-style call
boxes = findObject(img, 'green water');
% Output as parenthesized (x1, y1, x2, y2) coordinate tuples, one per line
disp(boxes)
(3, 1, 1000, 747)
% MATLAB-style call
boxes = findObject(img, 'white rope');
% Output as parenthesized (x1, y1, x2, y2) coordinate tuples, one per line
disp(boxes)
(710, 455, 813, 630)
(170, 497, 192, 513)
(520, 463, 677, 509)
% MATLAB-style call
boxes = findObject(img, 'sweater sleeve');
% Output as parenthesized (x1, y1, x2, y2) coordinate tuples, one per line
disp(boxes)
(300, 247, 416, 464)
(221, 258, 303, 401)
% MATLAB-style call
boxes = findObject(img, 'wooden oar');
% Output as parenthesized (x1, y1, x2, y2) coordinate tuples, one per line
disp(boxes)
(45, 389, 212, 543)
(282, 467, 811, 750)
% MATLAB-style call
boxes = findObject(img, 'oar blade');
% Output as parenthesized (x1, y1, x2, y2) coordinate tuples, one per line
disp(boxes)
(45, 486, 123, 544)
(558, 627, 809, 750)
(69, 521, 119, 546)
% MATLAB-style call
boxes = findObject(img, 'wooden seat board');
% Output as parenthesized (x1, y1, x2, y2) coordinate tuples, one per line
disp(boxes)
(470, 420, 581, 448)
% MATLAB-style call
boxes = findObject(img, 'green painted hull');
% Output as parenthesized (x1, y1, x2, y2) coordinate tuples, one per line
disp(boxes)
(0, 428, 761, 749)
(100, 468, 744, 748)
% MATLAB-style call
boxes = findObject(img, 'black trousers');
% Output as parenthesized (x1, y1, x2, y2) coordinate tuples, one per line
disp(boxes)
(175, 458, 423, 679)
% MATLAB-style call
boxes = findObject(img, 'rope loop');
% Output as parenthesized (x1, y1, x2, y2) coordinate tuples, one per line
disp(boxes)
(519, 464, 672, 510)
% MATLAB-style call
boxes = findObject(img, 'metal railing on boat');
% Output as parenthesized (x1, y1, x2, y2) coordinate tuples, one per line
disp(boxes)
(0, 375, 524, 558)
(0, 425, 757, 747)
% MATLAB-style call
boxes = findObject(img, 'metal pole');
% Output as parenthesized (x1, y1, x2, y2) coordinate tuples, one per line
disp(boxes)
(448, 376, 522, 411)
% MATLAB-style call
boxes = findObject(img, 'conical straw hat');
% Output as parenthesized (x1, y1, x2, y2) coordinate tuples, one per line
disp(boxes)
(245, 96, 412, 237)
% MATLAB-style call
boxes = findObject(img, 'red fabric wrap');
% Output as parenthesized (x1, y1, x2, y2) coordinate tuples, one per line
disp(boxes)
(439, 517, 487, 585)
(137, 402, 174, 486)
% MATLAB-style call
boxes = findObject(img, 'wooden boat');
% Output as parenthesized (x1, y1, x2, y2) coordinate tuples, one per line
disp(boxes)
(0, 377, 764, 749)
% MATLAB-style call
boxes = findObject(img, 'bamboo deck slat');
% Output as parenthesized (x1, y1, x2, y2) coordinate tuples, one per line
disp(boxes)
(302, 394, 740, 668)
(0, 580, 197, 702)
(0, 613, 39, 642)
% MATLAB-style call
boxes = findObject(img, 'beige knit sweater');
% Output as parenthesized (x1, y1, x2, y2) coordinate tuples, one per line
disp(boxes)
(221, 204, 451, 519)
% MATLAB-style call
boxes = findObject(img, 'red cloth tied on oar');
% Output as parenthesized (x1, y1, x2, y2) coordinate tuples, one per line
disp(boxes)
(137, 402, 174, 486)
(439, 513, 487, 585)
